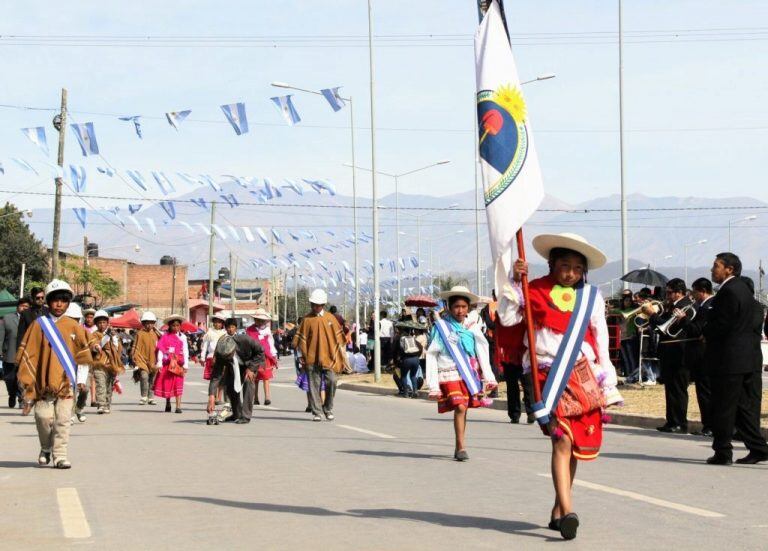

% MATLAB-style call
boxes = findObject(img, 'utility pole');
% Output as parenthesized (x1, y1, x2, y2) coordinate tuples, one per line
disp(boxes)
(350, 95, 360, 348)
(293, 264, 298, 322)
(368, 0, 382, 382)
(283, 271, 288, 326)
(207, 201, 216, 321)
(619, 0, 629, 287)
(19, 263, 26, 298)
(51, 88, 67, 278)
(474, 97, 482, 295)
(83, 235, 89, 299)
(229, 251, 237, 318)
(270, 229, 276, 319)
(170, 258, 177, 315)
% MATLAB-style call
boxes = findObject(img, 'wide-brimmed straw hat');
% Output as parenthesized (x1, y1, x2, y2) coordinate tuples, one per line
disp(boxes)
(532, 232, 607, 270)
(438, 285, 479, 304)
(163, 314, 184, 325)
(253, 308, 271, 321)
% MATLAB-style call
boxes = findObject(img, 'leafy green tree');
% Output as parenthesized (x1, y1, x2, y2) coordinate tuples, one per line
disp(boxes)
(60, 259, 121, 307)
(0, 203, 49, 296)
(434, 275, 469, 292)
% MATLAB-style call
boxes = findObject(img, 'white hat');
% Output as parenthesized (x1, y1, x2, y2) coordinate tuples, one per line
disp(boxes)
(253, 308, 271, 321)
(438, 285, 479, 304)
(141, 311, 157, 322)
(93, 309, 110, 321)
(44, 279, 73, 300)
(82, 307, 97, 315)
(64, 302, 83, 320)
(164, 314, 184, 325)
(211, 312, 227, 323)
(532, 232, 607, 270)
(309, 288, 328, 305)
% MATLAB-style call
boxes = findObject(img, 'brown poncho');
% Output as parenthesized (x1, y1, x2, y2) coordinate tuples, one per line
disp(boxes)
(17, 316, 94, 401)
(92, 330, 125, 375)
(295, 311, 346, 373)
(132, 328, 160, 373)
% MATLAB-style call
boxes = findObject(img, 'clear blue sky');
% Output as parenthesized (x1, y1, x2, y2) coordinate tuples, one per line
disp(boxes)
(1, 0, 767, 284)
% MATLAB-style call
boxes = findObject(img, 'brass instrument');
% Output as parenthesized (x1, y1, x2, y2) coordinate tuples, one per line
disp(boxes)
(621, 300, 664, 329)
(657, 303, 697, 338)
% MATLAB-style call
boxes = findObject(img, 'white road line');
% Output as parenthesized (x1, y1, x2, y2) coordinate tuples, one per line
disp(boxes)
(256, 405, 278, 411)
(537, 474, 724, 518)
(185, 381, 206, 386)
(337, 424, 395, 439)
(56, 487, 91, 539)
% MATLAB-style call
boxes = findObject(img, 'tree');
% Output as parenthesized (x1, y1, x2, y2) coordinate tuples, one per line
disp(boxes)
(60, 259, 121, 307)
(277, 287, 311, 325)
(434, 275, 469, 292)
(0, 203, 49, 296)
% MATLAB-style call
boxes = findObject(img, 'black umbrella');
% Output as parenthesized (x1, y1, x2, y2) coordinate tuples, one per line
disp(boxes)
(620, 268, 669, 287)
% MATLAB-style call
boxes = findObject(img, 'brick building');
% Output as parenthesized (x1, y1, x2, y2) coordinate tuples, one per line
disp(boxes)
(60, 253, 189, 319)
(187, 278, 272, 326)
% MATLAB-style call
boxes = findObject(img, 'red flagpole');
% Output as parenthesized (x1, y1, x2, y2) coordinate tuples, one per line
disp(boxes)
(515, 228, 541, 403)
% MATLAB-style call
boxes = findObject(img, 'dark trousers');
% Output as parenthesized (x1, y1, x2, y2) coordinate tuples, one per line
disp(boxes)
(660, 347, 688, 428)
(711, 372, 768, 459)
(3, 362, 20, 404)
(503, 362, 532, 421)
(225, 369, 255, 420)
(690, 363, 712, 429)
(379, 338, 392, 366)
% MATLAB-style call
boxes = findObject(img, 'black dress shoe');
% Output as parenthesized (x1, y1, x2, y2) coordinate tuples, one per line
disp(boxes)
(510, 417, 520, 424)
(657, 425, 686, 434)
(706, 455, 733, 465)
(234, 418, 251, 424)
(224, 416, 239, 423)
(8, 396, 16, 409)
(547, 518, 561, 531)
(735, 452, 768, 465)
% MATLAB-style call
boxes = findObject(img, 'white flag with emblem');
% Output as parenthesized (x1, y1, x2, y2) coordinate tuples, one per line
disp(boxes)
(476, 0, 544, 292)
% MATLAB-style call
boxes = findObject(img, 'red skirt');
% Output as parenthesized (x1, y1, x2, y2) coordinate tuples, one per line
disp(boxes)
(256, 365, 274, 381)
(203, 357, 213, 380)
(535, 359, 605, 461)
(437, 379, 485, 414)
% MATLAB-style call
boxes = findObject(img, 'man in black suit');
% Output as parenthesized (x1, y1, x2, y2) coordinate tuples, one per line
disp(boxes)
(674, 277, 714, 436)
(704, 253, 768, 465)
(647, 278, 692, 433)
(0, 298, 31, 408)
(15, 286, 47, 351)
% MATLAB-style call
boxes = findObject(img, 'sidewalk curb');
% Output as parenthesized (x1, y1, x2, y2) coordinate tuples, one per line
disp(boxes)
(338, 381, 768, 438)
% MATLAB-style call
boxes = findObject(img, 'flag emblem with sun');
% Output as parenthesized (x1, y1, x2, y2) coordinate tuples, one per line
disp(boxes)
(477, 84, 529, 206)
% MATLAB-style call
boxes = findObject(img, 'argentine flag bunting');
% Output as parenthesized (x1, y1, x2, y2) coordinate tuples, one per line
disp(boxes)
(476, 0, 544, 295)
(152, 171, 176, 195)
(165, 110, 191, 130)
(21, 127, 49, 156)
(73, 208, 87, 229)
(320, 87, 347, 112)
(220, 103, 249, 135)
(118, 116, 143, 139)
(69, 165, 86, 193)
(270, 95, 301, 126)
(159, 201, 176, 220)
(126, 170, 148, 191)
(70, 122, 100, 156)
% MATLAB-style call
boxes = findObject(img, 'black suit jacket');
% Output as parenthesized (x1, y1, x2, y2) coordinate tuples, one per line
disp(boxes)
(652, 296, 693, 368)
(680, 296, 714, 370)
(703, 277, 755, 375)
(750, 301, 765, 373)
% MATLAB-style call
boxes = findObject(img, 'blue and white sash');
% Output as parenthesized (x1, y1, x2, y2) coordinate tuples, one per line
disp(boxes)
(434, 318, 482, 396)
(38, 316, 77, 388)
(532, 283, 598, 426)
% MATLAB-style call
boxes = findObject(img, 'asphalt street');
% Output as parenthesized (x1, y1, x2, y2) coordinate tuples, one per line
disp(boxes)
(1, 357, 767, 550)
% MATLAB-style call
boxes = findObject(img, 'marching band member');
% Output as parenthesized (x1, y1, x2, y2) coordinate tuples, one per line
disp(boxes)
(646, 278, 692, 434)
(132, 311, 161, 406)
(425, 285, 497, 462)
(246, 308, 278, 406)
(17, 280, 93, 469)
(91, 310, 124, 415)
(498, 233, 622, 541)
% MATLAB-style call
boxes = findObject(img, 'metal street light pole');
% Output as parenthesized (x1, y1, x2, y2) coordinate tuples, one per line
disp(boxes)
(728, 215, 757, 251)
(269, 82, 359, 343)
(683, 239, 707, 286)
(619, 0, 629, 287)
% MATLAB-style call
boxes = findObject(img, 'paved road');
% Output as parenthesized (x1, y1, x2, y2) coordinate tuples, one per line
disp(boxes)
(2, 357, 767, 550)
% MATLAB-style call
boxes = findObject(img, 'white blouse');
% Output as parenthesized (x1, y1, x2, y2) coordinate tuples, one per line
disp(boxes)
(498, 279, 622, 407)
(425, 319, 497, 395)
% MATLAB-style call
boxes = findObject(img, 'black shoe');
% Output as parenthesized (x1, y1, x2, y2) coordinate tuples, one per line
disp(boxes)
(264, 399, 271, 406)
(547, 518, 561, 531)
(706, 454, 733, 465)
(510, 417, 520, 424)
(305, 406, 312, 413)
(8, 395, 16, 408)
(234, 418, 251, 424)
(657, 425, 686, 434)
(526, 413, 536, 424)
(164, 402, 172, 413)
(692, 427, 713, 437)
(735, 452, 768, 465)
(223, 416, 239, 422)
(559, 512, 579, 540)
(175, 408, 182, 414)
(254, 399, 260, 406)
